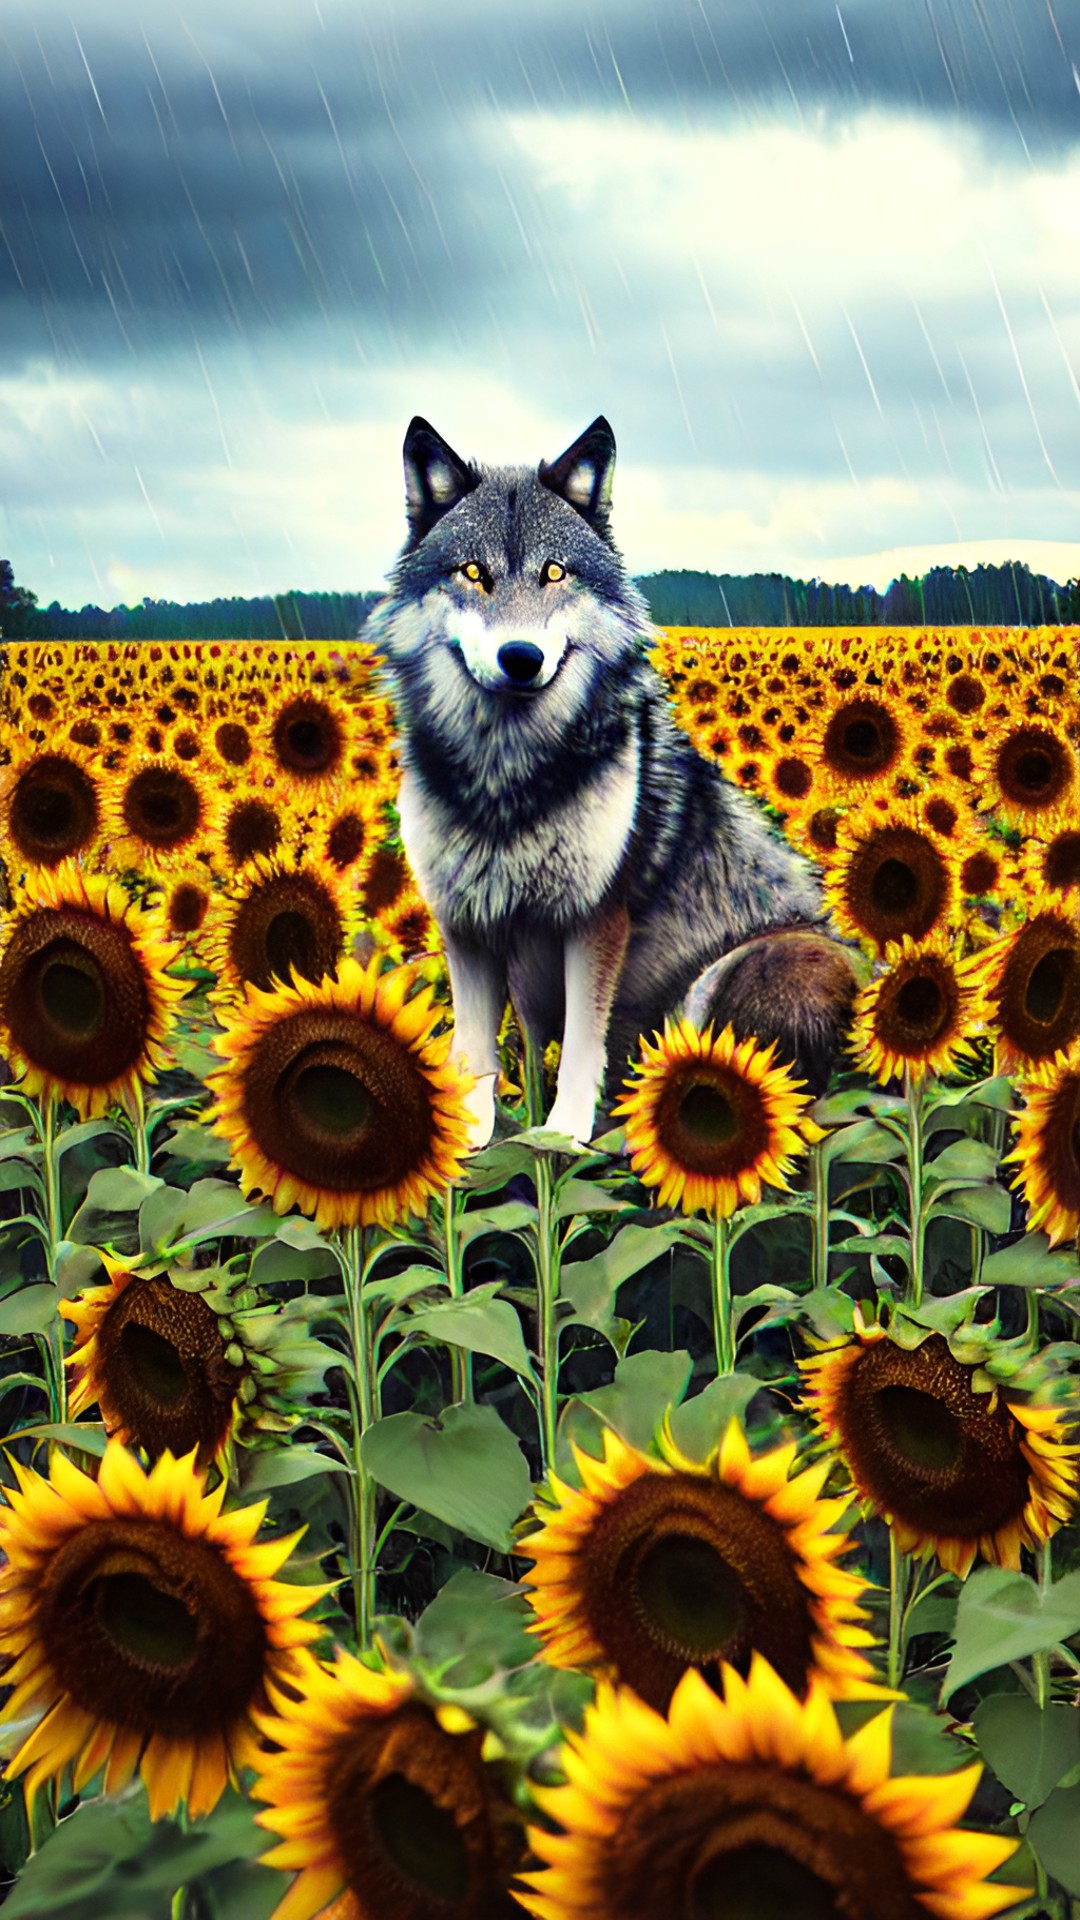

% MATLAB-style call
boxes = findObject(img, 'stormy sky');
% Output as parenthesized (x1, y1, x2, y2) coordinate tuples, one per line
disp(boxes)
(1, 0, 1079, 610)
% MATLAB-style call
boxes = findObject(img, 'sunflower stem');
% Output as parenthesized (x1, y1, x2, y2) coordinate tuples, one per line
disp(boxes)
(711, 1209, 735, 1375)
(441, 1182, 472, 1404)
(887, 1530, 911, 1690)
(1034, 1537, 1053, 1710)
(341, 1223, 379, 1649)
(125, 1077, 152, 1177)
(810, 1135, 830, 1291)
(533, 1152, 562, 1475)
(523, 1027, 545, 1131)
(904, 1072, 926, 1310)
(38, 1091, 67, 1425)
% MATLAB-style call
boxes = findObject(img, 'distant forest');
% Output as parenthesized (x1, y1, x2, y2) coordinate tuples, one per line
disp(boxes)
(1, 559, 1078, 640)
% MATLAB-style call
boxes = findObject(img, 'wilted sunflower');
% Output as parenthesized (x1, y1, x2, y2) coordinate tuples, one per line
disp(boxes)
(208, 856, 354, 999)
(207, 954, 474, 1230)
(799, 1323, 1079, 1578)
(0, 1440, 325, 1819)
(612, 1019, 822, 1217)
(1005, 1064, 1080, 1247)
(253, 1647, 526, 1920)
(825, 808, 959, 954)
(981, 892, 1080, 1082)
(517, 1418, 881, 1715)
(61, 1255, 245, 1466)
(849, 933, 991, 1084)
(515, 1657, 1026, 1920)
(0, 862, 188, 1118)
(0, 747, 102, 870)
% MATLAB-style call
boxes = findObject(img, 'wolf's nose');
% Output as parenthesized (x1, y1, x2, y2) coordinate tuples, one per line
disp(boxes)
(497, 641, 544, 684)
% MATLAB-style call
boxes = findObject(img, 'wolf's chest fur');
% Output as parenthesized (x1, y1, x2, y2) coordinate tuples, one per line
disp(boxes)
(397, 735, 640, 935)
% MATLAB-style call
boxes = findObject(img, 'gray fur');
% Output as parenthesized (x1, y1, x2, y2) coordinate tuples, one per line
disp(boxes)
(366, 416, 854, 1142)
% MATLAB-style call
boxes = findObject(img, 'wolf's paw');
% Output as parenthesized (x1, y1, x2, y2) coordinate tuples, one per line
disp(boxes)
(543, 1094, 595, 1154)
(461, 1072, 497, 1151)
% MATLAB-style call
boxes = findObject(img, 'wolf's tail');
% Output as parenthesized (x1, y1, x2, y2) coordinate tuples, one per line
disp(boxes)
(678, 926, 871, 1095)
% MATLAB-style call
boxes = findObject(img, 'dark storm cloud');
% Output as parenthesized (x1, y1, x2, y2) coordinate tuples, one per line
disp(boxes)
(1, 0, 1077, 357)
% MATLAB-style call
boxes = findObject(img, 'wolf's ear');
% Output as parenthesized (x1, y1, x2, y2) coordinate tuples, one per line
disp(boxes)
(402, 418, 479, 545)
(539, 417, 617, 537)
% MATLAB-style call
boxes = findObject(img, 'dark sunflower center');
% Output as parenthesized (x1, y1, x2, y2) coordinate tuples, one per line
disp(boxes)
(822, 702, 899, 781)
(368, 1773, 471, 1900)
(40, 950, 107, 1038)
(0, 911, 150, 1090)
(691, 1844, 839, 1919)
(169, 883, 209, 935)
(123, 767, 202, 847)
(227, 875, 343, 993)
(95, 1570, 199, 1669)
(875, 1385, 962, 1473)
(225, 800, 281, 865)
(843, 720, 879, 763)
(634, 1535, 747, 1657)
(1046, 833, 1080, 891)
(292, 1060, 373, 1136)
(997, 728, 1073, 812)
(1025, 948, 1069, 1026)
(579, 1473, 815, 1714)
(240, 1012, 436, 1195)
(1015, 749, 1051, 794)
(678, 1082, 739, 1147)
(272, 698, 342, 776)
(215, 722, 252, 765)
(893, 974, 944, 1034)
(870, 859, 917, 915)
(39, 1517, 268, 1738)
(9, 756, 99, 864)
(120, 1322, 187, 1407)
(265, 910, 317, 987)
(327, 811, 367, 869)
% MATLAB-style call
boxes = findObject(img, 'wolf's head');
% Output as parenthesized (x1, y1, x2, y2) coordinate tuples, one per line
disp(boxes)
(370, 418, 652, 713)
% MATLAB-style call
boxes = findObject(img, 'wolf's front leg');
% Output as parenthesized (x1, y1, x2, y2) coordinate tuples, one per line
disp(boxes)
(546, 906, 631, 1148)
(442, 931, 507, 1149)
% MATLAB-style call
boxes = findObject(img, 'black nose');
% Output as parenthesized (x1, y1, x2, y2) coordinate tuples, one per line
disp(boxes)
(497, 641, 545, 685)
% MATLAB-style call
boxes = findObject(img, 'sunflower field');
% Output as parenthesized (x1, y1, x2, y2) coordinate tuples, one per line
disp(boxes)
(2, 629, 1080, 1917)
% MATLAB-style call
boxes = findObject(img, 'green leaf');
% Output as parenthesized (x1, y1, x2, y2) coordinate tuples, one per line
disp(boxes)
(832, 1231, 911, 1265)
(404, 1289, 535, 1379)
(5, 1421, 107, 1455)
(158, 1119, 234, 1167)
(0, 1127, 41, 1164)
(927, 1183, 1013, 1234)
(826, 1117, 905, 1164)
(1029, 1781, 1080, 1894)
(665, 1372, 761, 1461)
(138, 1182, 190, 1255)
(458, 1198, 538, 1245)
(53, 1118, 126, 1159)
(552, 1177, 624, 1220)
(273, 1215, 335, 1251)
(974, 1696, 1080, 1809)
(169, 1178, 280, 1247)
(68, 1166, 164, 1251)
(815, 1087, 906, 1123)
(1, 1785, 267, 1920)
(943, 1567, 1080, 1699)
(982, 1234, 1080, 1290)
(364, 1263, 446, 1309)
(240, 1444, 349, 1491)
(360, 1403, 533, 1550)
(0, 1283, 60, 1335)
(557, 1348, 694, 1473)
(413, 1568, 536, 1675)
(924, 1138, 1002, 1183)
(561, 1219, 683, 1326)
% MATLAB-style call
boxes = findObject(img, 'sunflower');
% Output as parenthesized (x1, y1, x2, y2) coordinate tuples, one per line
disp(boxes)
(1019, 810, 1080, 901)
(848, 933, 991, 1085)
(1004, 1064, 1080, 1247)
(518, 1418, 882, 1715)
(222, 795, 293, 869)
(110, 756, 217, 870)
(265, 690, 351, 790)
(825, 807, 959, 954)
(515, 1656, 1026, 1920)
(813, 693, 911, 794)
(799, 1323, 1079, 1578)
(0, 862, 188, 1118)
(981, 892, 1080, 1082)
(0, 1440, 326, 1819)
(611, 1018, 822, 1218)
(208, 856, 354, 999)
(207, 954, 474, 1230)
(156, 862, 218, 946)
(252, 1646, 526, 1920)
(323, 807, 370, 875)
(61, 1256, 245, 1465)
(0, 748, 102, 870)
(981, 720, 1077, 828)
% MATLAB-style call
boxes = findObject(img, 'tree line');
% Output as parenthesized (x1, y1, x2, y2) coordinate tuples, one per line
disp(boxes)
(2, 557, 1078, 640)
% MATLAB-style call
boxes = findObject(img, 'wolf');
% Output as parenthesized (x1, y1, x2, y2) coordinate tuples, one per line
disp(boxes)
(365, 415, 863, 1148)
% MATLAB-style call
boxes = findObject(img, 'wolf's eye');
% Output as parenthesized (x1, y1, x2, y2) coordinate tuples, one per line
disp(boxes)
(457, 561, 488, 589)
(540, 560, 566, 585)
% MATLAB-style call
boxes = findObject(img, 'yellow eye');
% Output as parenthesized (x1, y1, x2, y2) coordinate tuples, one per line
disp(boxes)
(459, 561, 485, 586)
(541, 560, 566, 584)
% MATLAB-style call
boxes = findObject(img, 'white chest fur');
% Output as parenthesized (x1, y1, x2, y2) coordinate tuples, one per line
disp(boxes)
(397, 737, 641, 929)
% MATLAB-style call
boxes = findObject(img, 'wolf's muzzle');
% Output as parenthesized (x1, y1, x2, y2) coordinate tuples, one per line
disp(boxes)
(497, 641, 545, 685)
